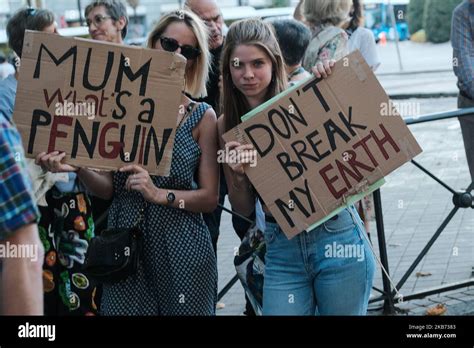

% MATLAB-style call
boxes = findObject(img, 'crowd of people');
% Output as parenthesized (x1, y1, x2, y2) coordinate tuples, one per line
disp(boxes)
(0, 0, 471, 317)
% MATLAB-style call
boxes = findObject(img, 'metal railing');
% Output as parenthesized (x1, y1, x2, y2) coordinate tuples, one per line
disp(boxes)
(89, 107, 474, 313)
(215, 107, 474, 312)
(369, 108, 474, 314)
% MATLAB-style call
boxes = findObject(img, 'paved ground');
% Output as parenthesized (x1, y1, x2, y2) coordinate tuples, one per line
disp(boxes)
(367, 98, 474, 316)
(375, 41, 453, 74)
(376, 41, 458, 97)
(214, 41, 473, 316)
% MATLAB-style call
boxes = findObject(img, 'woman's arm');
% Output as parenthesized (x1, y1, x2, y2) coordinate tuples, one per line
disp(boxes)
(36, 151, 113, 199)
(182, 107, 219, 212)
(2, 224, 44, 315)
(77, 169, 114, 200)
(217, 116, 255, 217)
(121, 108, 219, 213)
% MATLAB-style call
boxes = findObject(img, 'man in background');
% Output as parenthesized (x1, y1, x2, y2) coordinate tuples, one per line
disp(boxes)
(186, 0, 255, 254)
(186, 0, 256, 316)
(451, 0, 474, 187)
(186, 0, 224, 111)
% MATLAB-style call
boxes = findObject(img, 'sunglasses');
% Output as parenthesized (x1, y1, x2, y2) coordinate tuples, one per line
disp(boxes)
(159, 37, 201, 60)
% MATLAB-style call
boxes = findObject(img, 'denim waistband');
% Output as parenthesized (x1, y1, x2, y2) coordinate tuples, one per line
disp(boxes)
(264, 212, 340, 225)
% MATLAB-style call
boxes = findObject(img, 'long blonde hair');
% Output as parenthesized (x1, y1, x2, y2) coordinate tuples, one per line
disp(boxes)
(221, 18, 288, 132)
(147, 10, 210, 98)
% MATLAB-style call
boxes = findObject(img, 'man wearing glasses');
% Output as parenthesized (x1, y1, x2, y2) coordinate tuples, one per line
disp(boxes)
(185, 0, 224, 111)
(452, 0, 474, 186)
(186, 0, 258, 316)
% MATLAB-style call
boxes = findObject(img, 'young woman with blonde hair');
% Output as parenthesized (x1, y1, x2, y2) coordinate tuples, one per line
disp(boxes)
(37, 9, 219, 315)
(219, 18, 375, 315)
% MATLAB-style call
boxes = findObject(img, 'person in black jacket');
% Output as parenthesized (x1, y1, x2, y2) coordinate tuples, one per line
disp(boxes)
(187, 0, 257, 316)
(186, 0, 252, 253)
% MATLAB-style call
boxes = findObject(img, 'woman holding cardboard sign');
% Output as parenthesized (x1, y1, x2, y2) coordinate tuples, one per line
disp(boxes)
(37, 9, 219, 316)
(218, 17, 375, 315)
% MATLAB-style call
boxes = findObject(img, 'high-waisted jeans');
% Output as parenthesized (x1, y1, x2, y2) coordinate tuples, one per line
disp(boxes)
(262, 206, 375, 315)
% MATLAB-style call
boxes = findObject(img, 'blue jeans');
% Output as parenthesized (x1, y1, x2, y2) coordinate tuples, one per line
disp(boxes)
(262, 207, 375, 315)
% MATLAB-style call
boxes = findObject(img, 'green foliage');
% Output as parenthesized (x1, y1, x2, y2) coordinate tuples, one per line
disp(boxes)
(271, 0, 290, 7)
(407, 0, 425, 34)
(423, 0, 462, 43)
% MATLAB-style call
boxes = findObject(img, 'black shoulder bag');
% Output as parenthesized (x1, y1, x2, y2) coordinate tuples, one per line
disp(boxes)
(82, 197, 145, 285)
(82, 102, 197, 285)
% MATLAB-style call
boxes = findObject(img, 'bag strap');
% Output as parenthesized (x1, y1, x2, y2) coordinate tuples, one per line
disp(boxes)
(311, 26, 345, 53)
(176, 102, 197, 130)
(319, 26, 343, 42)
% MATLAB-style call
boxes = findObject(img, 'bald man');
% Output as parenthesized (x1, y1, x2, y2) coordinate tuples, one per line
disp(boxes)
(185, 0, 224, 111)
(186, 0, 224, 112)
(186, 0, 224, 51)
(186, 0, 227, 253)
(186, 1, 257, 316)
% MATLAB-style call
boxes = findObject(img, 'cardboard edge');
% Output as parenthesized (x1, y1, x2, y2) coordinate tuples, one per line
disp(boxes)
(240, 75, 314, 122)
(304, 178, 385, 233)
(16, 31, 186, 177)
(349, 51, 368, 82)
(23, 30, 35, 55)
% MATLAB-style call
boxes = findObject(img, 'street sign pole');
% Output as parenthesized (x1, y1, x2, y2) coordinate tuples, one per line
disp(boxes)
(388, 0, 404, 71)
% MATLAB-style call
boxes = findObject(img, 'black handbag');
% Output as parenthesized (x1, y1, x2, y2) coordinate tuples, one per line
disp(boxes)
(82, 198, 145, 285)
(234, 222, 265, 316)
(82, 103, 196, 285)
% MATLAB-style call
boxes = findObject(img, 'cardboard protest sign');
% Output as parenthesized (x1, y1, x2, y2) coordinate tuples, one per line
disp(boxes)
(223, 51, 422, 239)
(14, 31, 186, 176)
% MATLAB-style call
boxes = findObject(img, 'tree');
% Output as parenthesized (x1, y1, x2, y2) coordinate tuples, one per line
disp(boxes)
(423, 0, 462, 43)
(407, 0, 425, 34)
